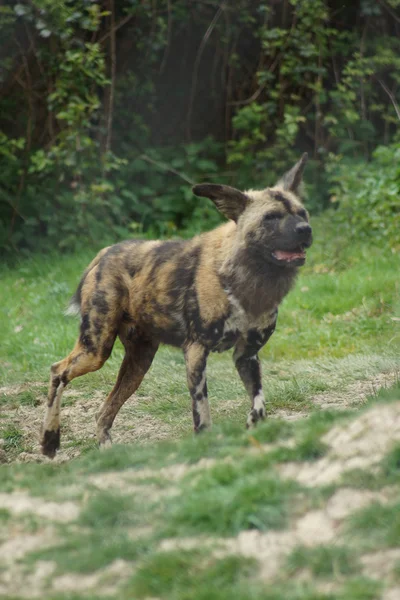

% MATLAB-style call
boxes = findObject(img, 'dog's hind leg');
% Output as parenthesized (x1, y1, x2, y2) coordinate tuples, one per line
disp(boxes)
(41, 309, 118, 458)
(96, 337, 159, 448)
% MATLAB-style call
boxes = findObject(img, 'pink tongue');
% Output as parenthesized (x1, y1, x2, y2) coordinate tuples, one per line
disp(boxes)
(275, 250, 305, 261)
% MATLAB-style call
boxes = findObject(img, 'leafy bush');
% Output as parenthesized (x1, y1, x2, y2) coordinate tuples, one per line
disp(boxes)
(327, 143, 400, 250)
(1, 0, 400, 252)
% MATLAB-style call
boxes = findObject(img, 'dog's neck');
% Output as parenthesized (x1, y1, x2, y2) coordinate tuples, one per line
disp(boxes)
(221, 245, 298, 319)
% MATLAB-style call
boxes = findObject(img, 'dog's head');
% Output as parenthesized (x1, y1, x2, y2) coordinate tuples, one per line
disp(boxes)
(193, 153, 312, 267)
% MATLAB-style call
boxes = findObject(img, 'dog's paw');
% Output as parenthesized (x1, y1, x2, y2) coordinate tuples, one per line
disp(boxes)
(41, 428, 60, 458)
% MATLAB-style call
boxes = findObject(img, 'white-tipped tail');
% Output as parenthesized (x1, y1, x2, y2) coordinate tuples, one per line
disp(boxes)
(64, 301, 81, 317)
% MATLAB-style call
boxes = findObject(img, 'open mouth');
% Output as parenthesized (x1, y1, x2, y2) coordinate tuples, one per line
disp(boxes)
(272, 246, 306, 264)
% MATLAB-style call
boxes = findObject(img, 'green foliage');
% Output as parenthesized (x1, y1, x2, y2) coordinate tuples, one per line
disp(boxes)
(1, 0, 400, 251)
(228, 0, 400, 210)
(327, 143, 400, 250)
(117, 138, 224, 239)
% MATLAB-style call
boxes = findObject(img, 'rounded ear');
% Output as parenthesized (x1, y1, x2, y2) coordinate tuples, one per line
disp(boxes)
(276, 153, 308, 195)
(192, 183, 250, 222)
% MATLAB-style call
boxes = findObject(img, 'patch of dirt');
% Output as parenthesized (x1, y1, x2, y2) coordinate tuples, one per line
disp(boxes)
(279, 402, 400, 485)
(1, 387, 176, 464)
(2, 368, 398, 464)
(52, 559, 133, 596)
(0, 492, 79, 522)
(324, 487, 396, 520)
(0, 528, 57, 565)
(361, 548, 400, 582)
(89, 472, 179, 499)
(0, 554, 134, 599)
(0, 559, 57, 599)
(89, 457, 221, 487)
(383, 588, 400, 600)
(0, 526, 59, 598)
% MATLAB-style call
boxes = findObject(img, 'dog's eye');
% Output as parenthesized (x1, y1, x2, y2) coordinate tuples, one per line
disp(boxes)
(263, 212, 283, 222)
(297, 209, 308, 220)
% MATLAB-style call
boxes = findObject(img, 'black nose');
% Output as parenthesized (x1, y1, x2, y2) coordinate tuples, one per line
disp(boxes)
(295, 222, 312, 237)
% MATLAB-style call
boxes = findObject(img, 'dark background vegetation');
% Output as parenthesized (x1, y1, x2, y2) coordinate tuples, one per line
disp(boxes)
(0, 0, 399, 254)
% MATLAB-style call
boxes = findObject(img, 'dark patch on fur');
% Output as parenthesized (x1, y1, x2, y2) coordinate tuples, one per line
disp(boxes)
(150, 241, 186, 276)
(270, 190, 293, 213)
(93, 317, 103, 339)
(47, 375, 61, 406)
(246, 329, 264, 347)
(41, 428, 60, 458)
(247, 407, 264, 428)
(245, 324, 276, 354)
(92, 290, 109, 315)
(194, 380, 208, 401)
(114, 275, 127, 300)
(95, 264, 103, 284)
(127, 264, 136, 277)
(235, 354, 262, 398)
(213, 327, 239, 352)
(52, 375, 60, 388)
(80, 313, 96, 354)
(101, 340, 114, 361)
(126, 327, 139, 343)
(172, 245, 201, 312)
(122, 311, 134, 323)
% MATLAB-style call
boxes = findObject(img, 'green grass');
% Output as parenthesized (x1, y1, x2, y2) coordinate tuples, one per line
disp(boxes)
(286, 545, 359, 577)
(1, 424, 24, 453)
(346, 501, 400, 550)
(127, 552, 260, 600)
(32, 528, 152, 575)
(163, 464, 301, 536)
(336, 578, 382, 600)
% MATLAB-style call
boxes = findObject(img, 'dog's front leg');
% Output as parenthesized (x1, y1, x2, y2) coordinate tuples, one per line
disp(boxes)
(234, 323, 276, 428)
(234, 349, 265, 428)
(184, 343, 211, 432)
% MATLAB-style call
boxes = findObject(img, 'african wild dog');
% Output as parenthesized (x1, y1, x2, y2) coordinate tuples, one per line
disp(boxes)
(41, 154, 312, 457)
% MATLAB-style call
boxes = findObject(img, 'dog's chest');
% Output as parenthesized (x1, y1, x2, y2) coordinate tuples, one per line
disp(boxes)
(211, 293, 277, 353)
